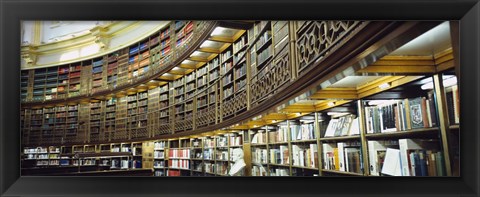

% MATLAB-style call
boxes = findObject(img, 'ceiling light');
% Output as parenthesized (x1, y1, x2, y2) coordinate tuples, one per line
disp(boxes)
(378, 82, 391, 90)
(191, 51, 201, 57)
(327, 102, 335, 107)
(211, 27, 227, 36)
(421, 76, 457, 90)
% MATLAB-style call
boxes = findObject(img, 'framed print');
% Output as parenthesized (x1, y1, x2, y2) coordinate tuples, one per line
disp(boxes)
(1, 0, 479, 196)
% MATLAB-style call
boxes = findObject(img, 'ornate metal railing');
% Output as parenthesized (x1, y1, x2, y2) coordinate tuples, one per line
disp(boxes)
(296, 21, 363, 74)
(250, 52, 291, 107)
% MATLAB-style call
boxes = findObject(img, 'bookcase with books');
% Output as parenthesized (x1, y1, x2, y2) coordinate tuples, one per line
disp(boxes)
(42, 106, 55, 144)
(250, 21, 272, 81)
(89, 100, 102, 143)
(154, 140, 168, 176)
(173, 77, 186, 132)
(441, 71, 460, 176)
(190, 137, 204, 176)
(289, 114, 320, 176)
(320, 102, 363, 176)
(68, 62, 82, 98)
(21, 70, 30, 102)
(195, 65, 209, 128)
(214, 134, 229, 176)
(158, 84, 170, 135)
(91, 57, 105, 94)
(167, 138, 191, 176)
(250, 128, 268, 176)
(104, 98, 116, 141)
(65, 104, 79, 143)
(357, 75, 453, 177)
(54, 105, 66, 143)
(265, 124, 291, 176)
(200, 136, 213, 176)
(184, 70, 196, 130)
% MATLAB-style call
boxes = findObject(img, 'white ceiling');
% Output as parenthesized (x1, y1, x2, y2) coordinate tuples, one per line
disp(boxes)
(390, 21, 451, 56)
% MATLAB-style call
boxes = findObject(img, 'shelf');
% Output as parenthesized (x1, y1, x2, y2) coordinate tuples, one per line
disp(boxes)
(256, 37, 272, 53)
(268, 163, 290, 167)
(250, 143, 267, 147)
(321, 169, 363, 176)
(257, 55, 273, 70)
(291, 165, 319, 170)
(268, 142, 289, 145)
(320, 135, 361, 142)
(290, 139, 317, 143)
(365, 127, 439, 139)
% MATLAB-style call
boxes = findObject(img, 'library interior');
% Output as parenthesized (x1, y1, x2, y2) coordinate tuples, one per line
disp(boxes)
(20, 21, 460, 177)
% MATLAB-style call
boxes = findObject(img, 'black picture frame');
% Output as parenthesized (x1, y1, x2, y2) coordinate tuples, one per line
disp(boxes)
(1, 0, 479, 196)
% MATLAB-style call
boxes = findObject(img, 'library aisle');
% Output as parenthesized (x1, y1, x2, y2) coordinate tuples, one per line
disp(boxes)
(20, 20, 460, 177)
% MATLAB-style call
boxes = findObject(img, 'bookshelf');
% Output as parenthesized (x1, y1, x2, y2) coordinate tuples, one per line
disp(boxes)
(190, 137, 204, 176)
(89, 100, 102, 143)
(20, 21, 460, 177)
(167, 138, 191, 176)
(154, 140, 168, 176)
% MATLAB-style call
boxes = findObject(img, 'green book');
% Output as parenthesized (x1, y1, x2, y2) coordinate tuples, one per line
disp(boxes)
(435, 152, 445, 176)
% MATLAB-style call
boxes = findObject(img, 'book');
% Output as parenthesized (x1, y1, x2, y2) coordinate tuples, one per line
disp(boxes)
(381, 148, 402, 176)
(453, 85, 460, 124)
(324, 119, 339, 137)
(368, 141, 387, 176)
(409, 98, 425, 129)
(337, 142, 345, 171)
(399, 139, 423, 176)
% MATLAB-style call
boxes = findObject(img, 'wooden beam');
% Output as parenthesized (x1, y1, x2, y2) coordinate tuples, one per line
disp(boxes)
(198, 47, 220, 54)
(209, 36, 234, 43)
(178, 64, 197, 69)
(358, 65, 435, 73)
(357, 76, 423, 98)
(310, 88, 358, 99)
(188, 56, 208, 62)
(358, 56, 436, 74)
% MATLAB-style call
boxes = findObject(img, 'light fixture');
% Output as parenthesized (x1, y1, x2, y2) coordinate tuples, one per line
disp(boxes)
(191, 51, 201, 57)
(327, 112, 349, 116)
(421, 76, 457, 90)
(172, 67, 181, 71)
(272, 120, 277, 123)
(378, 82, 391, 90)
(327, 102, 335, 107)
(211, 27, 226, 36)
(296, 113, 301, 116)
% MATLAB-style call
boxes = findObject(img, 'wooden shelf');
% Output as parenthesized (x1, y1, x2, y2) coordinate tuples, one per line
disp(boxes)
(365, 127, 439, 139)
(320, 135, 361, 142)
(321, 169, 363, 176)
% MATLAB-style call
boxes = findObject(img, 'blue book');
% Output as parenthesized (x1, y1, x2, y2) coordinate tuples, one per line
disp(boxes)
(419, 150, 428, 176)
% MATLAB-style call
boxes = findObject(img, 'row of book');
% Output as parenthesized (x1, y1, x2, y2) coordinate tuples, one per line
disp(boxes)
(168, 159, 190, 169)
(322, 141, 363, 174)
(365, 96, 437, 134)
(291, 144, 318, 168)
(369, 138, 446, 176)
(168, 149, 190, 159)
(324, 114, 360, 137)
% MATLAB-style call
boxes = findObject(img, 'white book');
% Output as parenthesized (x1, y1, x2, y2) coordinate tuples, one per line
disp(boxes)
(452, 85, 459, 124)
(381, 148, 402, 176)
(324, 119, 339, 137)
(399, 139, 423, 176)
(368, 141, 387, 176)
(426, 100, 432, 127)
(349, 118, 360, 136)
(337, 142, 345, 171)
(310, 144, 318, 168)
(299, 150, 305, 167)
(322, 143, 335, 170)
